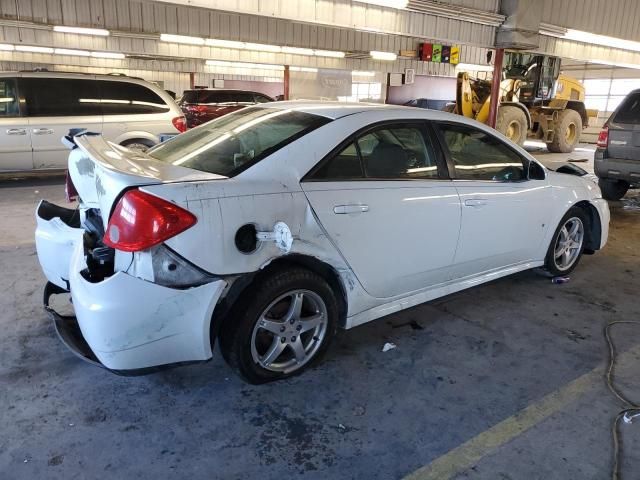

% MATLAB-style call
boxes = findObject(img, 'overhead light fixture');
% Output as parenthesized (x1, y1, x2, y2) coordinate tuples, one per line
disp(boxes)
(206, 60, 284, 70)
(357, 0, 408, 8)
(314, 49, 345, 58)
(455, 63, 493, 72)
(370, 50, 397, 61)
(15, 45, 54, 53)
(0, 43, 14, 51)
(53, 25, 110, 36)
(160, 33, 205, 46)
(352, 70, 376, 76)
(563, 29, 640, 53)
(244, 42, 282, 53)
(54, 48, 91, 56)
(91, 51, 125, 59)
(588, 59, 640, 70)
(205, 39, 246, 49)
(290, 66, 318, 72)
(282, 46, 315, 56)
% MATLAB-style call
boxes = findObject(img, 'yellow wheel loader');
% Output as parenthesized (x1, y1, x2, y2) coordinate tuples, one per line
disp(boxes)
(453, 53, 592, 153)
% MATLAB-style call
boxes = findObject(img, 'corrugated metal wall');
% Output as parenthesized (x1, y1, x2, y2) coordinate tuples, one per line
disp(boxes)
(542, 0, 640, 42)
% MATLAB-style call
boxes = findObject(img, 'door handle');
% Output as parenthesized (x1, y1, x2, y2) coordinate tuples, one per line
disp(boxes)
(464, 199, 488, 207)
(32, 128, 54, 135)
(6, 128, 26, 135)
(333, 204, 369, 214)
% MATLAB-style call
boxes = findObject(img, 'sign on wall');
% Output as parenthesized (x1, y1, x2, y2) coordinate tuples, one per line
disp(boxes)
(419, 43, 460, 65)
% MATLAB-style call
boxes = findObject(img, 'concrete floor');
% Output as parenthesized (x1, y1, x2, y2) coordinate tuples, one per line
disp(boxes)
(1, 150, 639, 479)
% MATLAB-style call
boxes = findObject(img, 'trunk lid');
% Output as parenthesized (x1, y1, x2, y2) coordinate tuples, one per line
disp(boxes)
(69, 134, 225, 226)
(608, 91, 640, 161)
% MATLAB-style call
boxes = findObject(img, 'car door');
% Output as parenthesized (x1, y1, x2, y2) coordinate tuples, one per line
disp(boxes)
(24, 76, 103, 169)
(434, 121, 552, 279)
(0, 77, 32, 171)
(302, 122, 461, 299)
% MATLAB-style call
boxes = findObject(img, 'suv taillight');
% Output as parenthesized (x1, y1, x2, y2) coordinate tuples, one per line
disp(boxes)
(172, 115, 187, 133)
(103, 190, 197, 252)
(596, 126, 609, 148)
(65, 170, 78, 203)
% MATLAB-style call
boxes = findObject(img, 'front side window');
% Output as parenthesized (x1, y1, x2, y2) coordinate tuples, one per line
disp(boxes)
(437, 123, 526, 182)
(0, 78, 19, 117)
(308, 124, 439, 181)
(97, 80, 170, 115)
(148, 107, 330, 176)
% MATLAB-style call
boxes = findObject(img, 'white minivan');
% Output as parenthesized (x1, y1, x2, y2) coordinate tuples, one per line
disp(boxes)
(0, 71, 186, 172)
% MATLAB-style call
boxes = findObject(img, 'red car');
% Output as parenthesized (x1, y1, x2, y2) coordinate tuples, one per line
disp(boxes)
(179, 89, 274, 128)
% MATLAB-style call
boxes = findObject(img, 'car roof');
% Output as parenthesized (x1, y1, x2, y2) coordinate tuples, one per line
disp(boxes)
(184, 88, 272, 95)
(254, 100, 460, 121)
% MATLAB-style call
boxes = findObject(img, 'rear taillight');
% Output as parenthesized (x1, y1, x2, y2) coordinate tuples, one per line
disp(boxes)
(65, 170, 78, 203)
(103, 190, 197, 252)
(597, 126, 609, 148)
(172, 115, 187, 133)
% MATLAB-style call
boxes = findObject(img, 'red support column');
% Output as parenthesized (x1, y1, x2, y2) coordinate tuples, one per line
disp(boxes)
(283, 65, 290, 100)
(487, 48, 504, 129)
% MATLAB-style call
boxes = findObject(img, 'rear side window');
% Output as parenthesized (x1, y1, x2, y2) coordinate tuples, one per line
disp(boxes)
(148, 107, 331, 177)
(0, 78, 20, 117)
(307, 124, 439, 180)
(232, 92, 255, 103)
(97, 80, 170, 115)
(254, 94, 272, 103)
(22, 78, 102, 116)
(437, 123, 525, 182)
(613, 92, 640, 125)
(183, 90, 232, 104)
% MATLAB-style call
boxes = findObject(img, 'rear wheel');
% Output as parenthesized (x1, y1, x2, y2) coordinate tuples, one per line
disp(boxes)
(544, 207, 588, 276)
(598, 178, 629, 201)
(547, 109, 582, 153)
(496, 106, 528, 145)
(219, 267, 338, 384)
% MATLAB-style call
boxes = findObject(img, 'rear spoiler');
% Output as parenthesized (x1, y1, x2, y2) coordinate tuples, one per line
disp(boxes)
(61, 129, 100, 150)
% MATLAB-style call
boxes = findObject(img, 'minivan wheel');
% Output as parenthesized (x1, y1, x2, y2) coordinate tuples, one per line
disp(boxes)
(219, 267, 338, 384)
(544, 207, 588, 276)
(598, 178, 629, 201)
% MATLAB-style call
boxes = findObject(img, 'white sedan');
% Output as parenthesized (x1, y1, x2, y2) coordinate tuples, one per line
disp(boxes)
(35, 102, 610, 383)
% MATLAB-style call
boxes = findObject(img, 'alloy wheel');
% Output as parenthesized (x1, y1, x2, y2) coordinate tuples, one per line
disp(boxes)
(250, 289, 328, 374)
(553, 217, 584, 271)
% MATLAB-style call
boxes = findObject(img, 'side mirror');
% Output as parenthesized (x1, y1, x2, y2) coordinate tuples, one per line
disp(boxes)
(528, 160, 546, 180)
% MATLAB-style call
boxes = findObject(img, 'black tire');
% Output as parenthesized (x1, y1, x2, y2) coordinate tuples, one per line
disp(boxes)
(121, 138, 155, 152)
(496, 105, 528, 145)
(219, 267, 338, 384)
(547, 109, 582, 153)
(598, 178, 629, 201)
(544, 207, 589, 277)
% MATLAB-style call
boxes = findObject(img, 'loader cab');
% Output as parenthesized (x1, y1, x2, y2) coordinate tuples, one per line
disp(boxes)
(503, 53, 561, 105)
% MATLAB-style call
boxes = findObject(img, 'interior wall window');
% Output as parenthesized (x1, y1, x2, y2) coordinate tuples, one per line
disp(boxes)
(0, 78, 19, 117)
(437, 123, 526, 182)
(308, 124, 439, 181)
(23, 78, 102, 116)
(337, 83, 382, 103)
(97, 81, 170, 115)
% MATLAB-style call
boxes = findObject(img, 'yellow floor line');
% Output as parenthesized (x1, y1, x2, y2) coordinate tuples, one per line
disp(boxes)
(403, 344, 640, 480)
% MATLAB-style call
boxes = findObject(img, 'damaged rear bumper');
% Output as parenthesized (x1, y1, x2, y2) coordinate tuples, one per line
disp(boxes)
(36, 200, 228, 373)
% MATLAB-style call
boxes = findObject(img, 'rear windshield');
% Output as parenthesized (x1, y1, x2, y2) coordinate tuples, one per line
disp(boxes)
(148, 107, 331, 176)
(182, 90, 232, 104)
(613, 92, 640, 125)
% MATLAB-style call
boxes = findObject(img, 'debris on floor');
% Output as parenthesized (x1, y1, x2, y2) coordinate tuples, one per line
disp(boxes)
(568, 158, 588, 163)
(551, 276, 570, 284)
(382, 342, 397, 352)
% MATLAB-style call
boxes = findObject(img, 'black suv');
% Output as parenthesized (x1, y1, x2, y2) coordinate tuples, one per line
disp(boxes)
(595, 89, 640, 200)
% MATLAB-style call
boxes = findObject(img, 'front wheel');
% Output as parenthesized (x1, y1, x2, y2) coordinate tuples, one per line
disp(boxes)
(544, 207, 588, 276)
(219, 267, 338, 384)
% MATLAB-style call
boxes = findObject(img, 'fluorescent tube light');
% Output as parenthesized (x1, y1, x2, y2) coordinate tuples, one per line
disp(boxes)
(15, 45, 54, 53)
(290, 66, 318, 72)
(53, 26, 110, 36)
(91, 51, 125, 59)
(205, 39, 246, 49)
(244, 43, 282, 53)
(357, 0, 408, 8)
(282, 46, 315, 56)
(54, 48, 91, 57)
(0, 44, 14, 51)
(206, 60, 284, 70)
(314, 49, 345, 58)
(160, 34, 205, 46)
(352, 70, 376, 76)
(564, 29, 640, 53)
(370, 50, 397, 61)
(455, 63, 493, 72)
